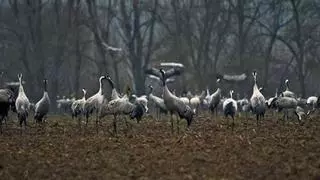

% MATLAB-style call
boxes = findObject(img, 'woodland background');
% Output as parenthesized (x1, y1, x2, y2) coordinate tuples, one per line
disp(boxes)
(0, 0, 320, 110)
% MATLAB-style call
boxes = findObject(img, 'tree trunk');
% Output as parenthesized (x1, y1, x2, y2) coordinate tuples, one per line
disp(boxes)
(263, 35, 276, 90)
(86, 0, 108, 75)
(132, 0, 144, 95)
(290, 0, 305, 97)
(237, 0, 245, 72)
(74, 0, 82, 97)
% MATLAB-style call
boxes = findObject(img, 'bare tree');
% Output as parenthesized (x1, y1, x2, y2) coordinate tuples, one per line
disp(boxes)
(118, 0, 159, 94)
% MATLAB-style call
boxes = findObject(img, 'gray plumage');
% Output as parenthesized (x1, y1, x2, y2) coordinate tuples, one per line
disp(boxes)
(160, 69, 194, 131)
(266, 88, 278, 108)
(297, 97, 307, 108)
(222, 90, 238, 130)
(295, 106, 306, 123)
(270, 96, 298, 121)
(131, 94, 148, 113)
(208, 78, 222, 116)
(250, 71, 266, 125)
(71, 88, 87, 119)
(100, 95, 135, 117)
(147, 85, 168, 119)
(237, 98, 251, 114)
(145, 67, 184, 81)
(202, 88, 211, 108)
(84, 75, 107, 125)
(305, 96, 317, 115)
(34, 79, 50, 123)
(0, 88, 15, 133)
(271, 97, 298, 110)
(147, 75, 175, 86)
(0, 89, 15, 104)
(160, 62, 184, 68)
(148, 85, 167, 111)
(100, 89, 144, 134)
(186, 91, 193, 99)
(106, 75, 120, 101)
(189, 91, 206, 114)
(281, 79, 296, 98)
(179, 97, 190, 105)
(56, 96, 74, 113)
(29, 102, 35, 113)
(15, 74, 30, 130)
(307, 96, 317, 108)
(216, 73, 247, 82)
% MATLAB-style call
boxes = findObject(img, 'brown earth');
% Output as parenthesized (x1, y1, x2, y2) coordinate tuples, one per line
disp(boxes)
(0, 113, 319, 180)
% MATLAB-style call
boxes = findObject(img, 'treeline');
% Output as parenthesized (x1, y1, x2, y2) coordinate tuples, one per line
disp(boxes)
(0, 0, 319, 109)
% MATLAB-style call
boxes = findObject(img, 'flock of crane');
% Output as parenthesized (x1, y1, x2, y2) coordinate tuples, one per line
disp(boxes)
(0, 64, 319, 134)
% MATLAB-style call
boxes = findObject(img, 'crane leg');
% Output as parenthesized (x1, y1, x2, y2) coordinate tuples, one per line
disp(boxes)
(170, 112, 174, 133)
(124, 116, 129, 129)
(113, 115, 117, 135)
(85, 112, 89, 126)
(156, 108, 159, 121)
(18, 116, 23, 135)
(232, 116, 235, 131)
(0, 116, 3, 134)
(245, 112, 248, 126)
(285, 110, 288, 122)
(95, 111, 99, 126)
(95, 117, 99, 134)
(176, 116, 179, 134)
(4, 116, 7, 128)
(77, 117, 81, 130)
(24, 118, 27, 131)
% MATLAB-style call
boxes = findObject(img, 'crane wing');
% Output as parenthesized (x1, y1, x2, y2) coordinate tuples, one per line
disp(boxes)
(216, 73, 247, 82)
(145, 68, 162, 78)
(145, 67, 183, 80)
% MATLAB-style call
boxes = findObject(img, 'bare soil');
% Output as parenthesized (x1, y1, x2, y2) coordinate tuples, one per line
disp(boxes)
(0, 113, 320, 180)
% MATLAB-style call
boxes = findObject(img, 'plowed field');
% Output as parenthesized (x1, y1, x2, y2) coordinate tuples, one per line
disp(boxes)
(0, 113, 319, 179)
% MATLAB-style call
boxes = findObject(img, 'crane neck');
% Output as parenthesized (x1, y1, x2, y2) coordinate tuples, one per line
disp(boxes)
(44, 80, 48, 92)
(163, 84, 172, 97)
(285, 82, 289, 91)
(82, 92, 86, 100)
(160, 70, 166, 86)
(253, 82, 259, 93)
(19, 82, 25, 94)
(98, 78, 104, 95)
(147, 86, 153, 95)
(229, 91, 234, 99)
(216, 87, 221, 94)
(206, 89, 210, 96)
(107, 78, 114, 89)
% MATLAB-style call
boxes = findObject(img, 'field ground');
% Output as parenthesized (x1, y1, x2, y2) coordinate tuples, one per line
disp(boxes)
(0, 112, 320, 180)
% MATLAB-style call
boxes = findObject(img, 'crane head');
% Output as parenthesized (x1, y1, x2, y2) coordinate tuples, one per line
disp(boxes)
(17, 73, 23, 83)
(252, 70, 257, 77)
(82, 88, 87, 94)
(159, 69, 165, 77)
(259, 87, 263, 91)
(229, 90, 234, 98)
(99, 75, 107, 81)
(252, 71, 257, 82)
